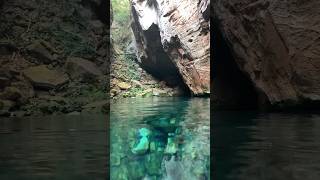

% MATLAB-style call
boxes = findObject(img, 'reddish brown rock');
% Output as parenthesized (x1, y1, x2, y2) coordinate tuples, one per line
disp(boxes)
(130, 0, 210, 95)
(213, 0, 320, 106)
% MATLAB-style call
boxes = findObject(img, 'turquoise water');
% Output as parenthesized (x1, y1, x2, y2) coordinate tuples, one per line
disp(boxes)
(0, 114, 107, 179)
(213, 112, 320, 180)
(110, 97, 210, 180)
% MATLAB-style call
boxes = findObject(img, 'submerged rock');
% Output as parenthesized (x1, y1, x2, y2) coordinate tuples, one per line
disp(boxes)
(164, 137, 178, 154)
(164, 156, 183, 180)
(132, 128, 151, 154)
(145, 152, 163, 176)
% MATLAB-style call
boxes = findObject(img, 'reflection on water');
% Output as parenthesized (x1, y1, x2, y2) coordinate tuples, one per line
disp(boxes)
(110, 97, 210, 179)
(213, 112, 320, 180)
(0, 114, 107, 179)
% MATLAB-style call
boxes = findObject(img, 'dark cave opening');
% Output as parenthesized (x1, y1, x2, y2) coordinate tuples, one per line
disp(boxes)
(138, 24, 191, 95)
(212, 20, 266, 109)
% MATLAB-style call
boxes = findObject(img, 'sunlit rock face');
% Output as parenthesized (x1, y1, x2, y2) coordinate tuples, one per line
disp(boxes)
(214, 0, 320, 106)
(131, 0, 210, 96)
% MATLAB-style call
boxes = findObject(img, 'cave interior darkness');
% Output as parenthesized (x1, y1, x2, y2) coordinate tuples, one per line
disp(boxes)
(138, 24, 191, 95)
(212, 20, 267, 109)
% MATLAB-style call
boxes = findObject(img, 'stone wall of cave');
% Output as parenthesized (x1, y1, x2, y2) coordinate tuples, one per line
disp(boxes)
(212, 20, 269, 109)
(130, 7, 190, 95)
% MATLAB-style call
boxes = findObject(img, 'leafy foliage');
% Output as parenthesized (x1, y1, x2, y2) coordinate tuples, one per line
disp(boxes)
(111, 0, 132, 50)
(111, 0, 131, 26)
(50, 28, 96, 57)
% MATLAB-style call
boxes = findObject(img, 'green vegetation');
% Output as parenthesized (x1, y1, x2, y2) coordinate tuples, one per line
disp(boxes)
(120, 53, 140, 80)
(112, 0, 131, 25)
(50, 28, 96, 58)
(80, 87, 108, 100)
(111, 0, 132, 50)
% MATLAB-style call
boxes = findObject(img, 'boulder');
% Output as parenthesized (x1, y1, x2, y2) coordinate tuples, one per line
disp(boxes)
(117, 82, 131, 90)
(65, 57, 103, 83)
(132, 128, 151, 155)
(23, 65, 69, 90)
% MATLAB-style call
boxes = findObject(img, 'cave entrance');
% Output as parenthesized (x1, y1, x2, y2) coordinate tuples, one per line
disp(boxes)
(139, 24, 191, 96)
(212, 20, 266, 109)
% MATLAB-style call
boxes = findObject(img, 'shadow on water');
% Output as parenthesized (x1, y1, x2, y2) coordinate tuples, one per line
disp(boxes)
(110, 97, 210, 180)
(213, 111, 320, 180)
(0, 114, 107, 180)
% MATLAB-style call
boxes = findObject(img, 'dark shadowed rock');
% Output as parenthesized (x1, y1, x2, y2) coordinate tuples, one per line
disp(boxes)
(0, 76, 10, 88)
(26, 40, 56, 64)
(82, 100, 109, 113)
(0, 40, 17, 55)
(65, 57, 103, 83)
(0, 87, 22, 101)
(23, 65, 69, 90)
(213, 0, 320, 106)
(0, 100, 15, 116)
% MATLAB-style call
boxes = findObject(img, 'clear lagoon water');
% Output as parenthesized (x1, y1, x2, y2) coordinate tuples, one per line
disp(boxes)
(213, 111, 320, 180)
(0, 114, 107, 179)
(110, 97, 210, 180)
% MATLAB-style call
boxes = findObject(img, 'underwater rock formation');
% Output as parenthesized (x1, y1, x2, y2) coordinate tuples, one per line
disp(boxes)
(130, 0, 210, 96)
(213, 0, 320, 107)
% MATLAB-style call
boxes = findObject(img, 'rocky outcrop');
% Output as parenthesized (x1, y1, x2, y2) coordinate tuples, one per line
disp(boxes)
(0, 0, 109, 116)
(65, 57, 103, 83)
(130, 0, 210, 96)
(213, 0, 320, 107)
(23, 65, 69, 90)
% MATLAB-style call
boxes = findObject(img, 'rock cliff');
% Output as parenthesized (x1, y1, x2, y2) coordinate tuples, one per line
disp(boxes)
(130, 0, 210, 96)
(213, 0, 320, 107)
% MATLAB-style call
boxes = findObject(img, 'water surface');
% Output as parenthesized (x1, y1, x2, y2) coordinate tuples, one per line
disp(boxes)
(0, 114, 107, 179)
(213, 111, 320, 180)
(110, 97, 210, 179)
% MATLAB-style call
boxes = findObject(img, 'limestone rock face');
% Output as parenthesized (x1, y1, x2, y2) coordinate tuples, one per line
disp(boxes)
(131, 0, 210, 95)
(214, 0, 320, 105)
